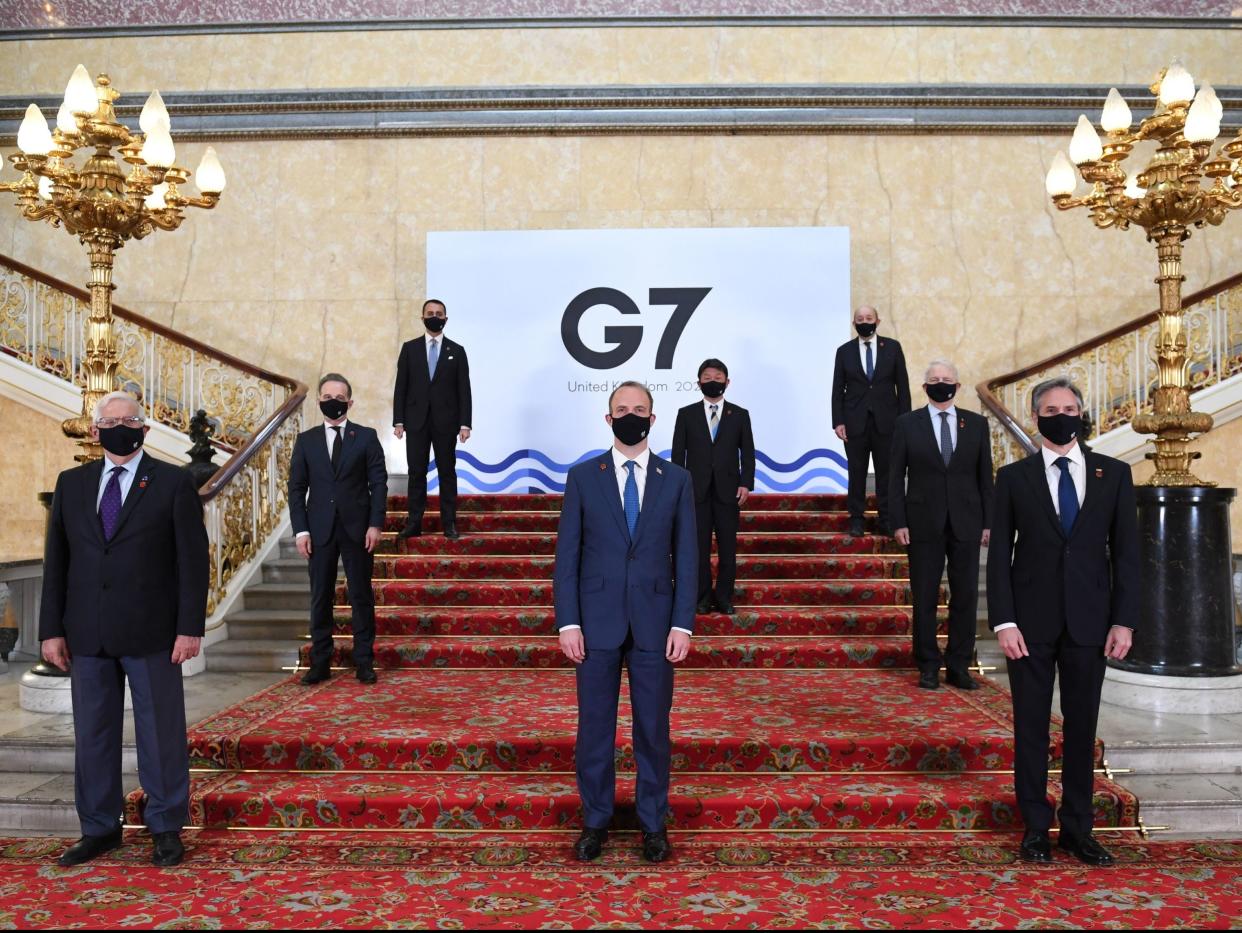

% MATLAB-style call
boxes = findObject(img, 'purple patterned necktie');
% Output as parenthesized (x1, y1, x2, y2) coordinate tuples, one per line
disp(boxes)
(99, 465, 125, 540)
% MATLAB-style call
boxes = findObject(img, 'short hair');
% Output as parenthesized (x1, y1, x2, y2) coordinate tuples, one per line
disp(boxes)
(698, 358, 729, 379)
(924, 359, 960, 383)
(608, 380, 654, 412)
(93, 391, 142, 423)
(318, 373, 353, 398)
(1030, 376, 1085, 414)
(853, 305, 879, 319)
(422, 299, 446, 314)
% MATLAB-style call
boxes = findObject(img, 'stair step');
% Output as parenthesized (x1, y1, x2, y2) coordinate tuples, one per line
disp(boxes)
(1115, 773, 1242, 834)
(381, 511, 879, 534)
(0, 772, 138, 834)
(205, 640, 301, 673)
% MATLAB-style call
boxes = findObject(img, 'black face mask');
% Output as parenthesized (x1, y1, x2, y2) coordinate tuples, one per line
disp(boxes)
(1038, 413, 1082, 446)
(700, 380, 726, 399)
(855, 322, 877, 339)
(424, 317, 446, 333)
(610, 413, 650, 447)
(925, 382, 958, 404)
(98, 424, 145, 457)
(320, 398, 349, 421)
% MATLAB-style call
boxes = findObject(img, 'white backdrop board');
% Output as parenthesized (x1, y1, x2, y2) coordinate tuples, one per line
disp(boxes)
(405, 226, 850, 493)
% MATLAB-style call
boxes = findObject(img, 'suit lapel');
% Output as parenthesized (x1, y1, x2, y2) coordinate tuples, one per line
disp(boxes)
(632, 454, 667, 547)
(921, 407, 947, 471)
(416, 336, 432, 384)
(946, 411, 970, 469)
(81, 458, 106, 544)
(108, 453, 154, 541)
(1071, 451, 1107, 538)
(1023, 452, 1065, 539)
(336, 422, 356, 474)
(594, 454, 631, 544)
(429, 338, 447, 384)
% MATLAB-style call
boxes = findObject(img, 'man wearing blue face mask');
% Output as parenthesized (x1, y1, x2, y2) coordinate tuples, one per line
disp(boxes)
(988, 377, 1139, 867)
(288, 373, 388, 686)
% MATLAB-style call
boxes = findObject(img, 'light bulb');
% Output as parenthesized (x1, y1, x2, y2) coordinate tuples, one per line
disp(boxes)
(17, 104, 53, 156)
(1158, 59, 1195, 106)
(139, 90, 170, 134)
(194, 146, 226, 193)
(1200, 81, 1223, 119)
(145, 182, 169, 210)
(38, 176, 53, 200)
(1185, 87, 1221, 143)
(64, 65, 97, 114)
(141, 126, 175, 169)
(56, 99, 78, 135)
(1124, 171, 1146, 199)
(1045, 151, 1078, 197)
(1101, 88, 1132, 133)
(1069, 115, 1103, 165)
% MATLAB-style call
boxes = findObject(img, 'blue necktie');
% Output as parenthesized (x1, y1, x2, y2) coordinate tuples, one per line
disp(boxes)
(864, 340, 874, 381)
(709, 404, 719, 442)
(623, 461, 639, 539)
(99, 465, 125, 540)
(428, 339, 439, 379)
(1056, 456, 1079, 536)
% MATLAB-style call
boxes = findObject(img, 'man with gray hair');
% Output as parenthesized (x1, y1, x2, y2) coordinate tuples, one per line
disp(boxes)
(889, 360, 993, 690)
(40, 390, 209, 868)
(987, 377, 1138, 866)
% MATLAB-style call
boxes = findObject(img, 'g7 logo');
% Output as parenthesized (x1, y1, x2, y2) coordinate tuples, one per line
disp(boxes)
(561, 287, 712, 370)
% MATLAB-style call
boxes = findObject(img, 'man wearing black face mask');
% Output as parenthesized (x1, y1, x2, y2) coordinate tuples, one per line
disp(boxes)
(289, 373, 388, 686)
(831, 305, 912, 537)
(889, 360, 993, 691)
(670, 358, 756, 614)
(393, 299, 472, 540)
(40, 391, 209, 868)
(988, 377, 1138, 867)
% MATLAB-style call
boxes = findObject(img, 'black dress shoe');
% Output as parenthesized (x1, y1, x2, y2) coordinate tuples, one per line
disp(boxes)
(573, 827, 608, 862)
(152, 831, 184, 867)
(356, 665, 377, 685)
(58, 828, 123, 867)
(945, 669, 980, 690)
(300, 665, 331, 685)
(401, 521, 422, 538)
(848, 519, 865, 538)
(696, 597, 713, 615)
(714, 597, 736, 615)
(443, 524, 460, 540)
(917, 671, 940, 690)
(1020, 829, 1053, 863)
(1059, 831, 1115, 866)
(642, 830, 672, 863)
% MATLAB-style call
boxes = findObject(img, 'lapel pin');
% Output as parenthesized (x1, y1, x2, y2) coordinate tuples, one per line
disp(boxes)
(959, 418, 965, 429)
(139, 476, 149, 488)
(1095, 468, 1104, 478)
(656, 467, 663, 474)
(600, 463, 607, 471)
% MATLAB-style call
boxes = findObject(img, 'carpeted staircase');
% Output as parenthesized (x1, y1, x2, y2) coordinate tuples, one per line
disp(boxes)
(127, 493, 1140, 837)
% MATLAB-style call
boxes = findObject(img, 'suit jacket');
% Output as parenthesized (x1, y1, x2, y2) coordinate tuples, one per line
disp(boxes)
(553, 452, 698, 651)
(889, 407, 994, 542)
(986, 447, 1140, 646)
(831, 336, 912, 436)
(39, 452, 209, 658)
(288, 422, 388, 547)
(669, 400, 756, 504)
(393, 335, 472, 434)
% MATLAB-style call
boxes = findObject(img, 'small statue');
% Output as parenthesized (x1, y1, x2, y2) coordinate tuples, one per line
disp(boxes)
(186, 408, 219, 488)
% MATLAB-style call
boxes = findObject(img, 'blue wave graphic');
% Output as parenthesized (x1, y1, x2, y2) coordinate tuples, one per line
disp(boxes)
(754, 468, 849, 492)
(456, 449, 606, 473)
(755, 448, 849, 472)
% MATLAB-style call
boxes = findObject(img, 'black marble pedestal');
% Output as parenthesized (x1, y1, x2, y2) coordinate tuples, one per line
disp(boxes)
(1113, 486, 1242, 677)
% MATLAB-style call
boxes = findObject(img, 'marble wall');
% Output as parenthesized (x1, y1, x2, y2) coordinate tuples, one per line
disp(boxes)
(0, 397, 79, 561)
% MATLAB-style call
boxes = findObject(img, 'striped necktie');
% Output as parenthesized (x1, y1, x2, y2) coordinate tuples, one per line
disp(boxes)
(709, 404, 719, 441)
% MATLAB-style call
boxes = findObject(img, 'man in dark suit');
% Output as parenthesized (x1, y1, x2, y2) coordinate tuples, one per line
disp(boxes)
(831, 305, 912, 537)
(987, 377, 1138, 867)
(670, 358, 755, 615)
(40, 391, 209, 868)
(289, 373, 388, 686)
(393, 299, 472, 540)
(890, 359, 994, 691)
(554, 381, 697, 864)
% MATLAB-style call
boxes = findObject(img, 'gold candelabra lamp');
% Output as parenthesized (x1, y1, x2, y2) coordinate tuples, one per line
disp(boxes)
(2, 66, 225, 460)
(1045, 61, 1241, 486)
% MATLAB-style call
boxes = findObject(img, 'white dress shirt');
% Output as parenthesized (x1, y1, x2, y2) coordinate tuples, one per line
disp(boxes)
(703, 398, 723, 436)
(295, 421, 348, 540)
(96, 453, 143, 509)
(562, 444, 692, 636)
(858, 336, 877, 374)
(927, 403, 958, 452)
(994, 441, 1087, 634)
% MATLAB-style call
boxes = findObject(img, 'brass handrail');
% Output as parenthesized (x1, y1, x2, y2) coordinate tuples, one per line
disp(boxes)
(977, 272, 1242, 469)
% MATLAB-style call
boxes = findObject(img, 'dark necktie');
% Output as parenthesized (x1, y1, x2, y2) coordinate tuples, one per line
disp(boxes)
(864, 341, 874, 381)
(623, 461, 640, 539)
(939, 411, 953, 466)
(330, 425, 342, 472)
(1056, 456, 1079, 535)
(709, 404, 719, 442)
(99, 465, 125, 540)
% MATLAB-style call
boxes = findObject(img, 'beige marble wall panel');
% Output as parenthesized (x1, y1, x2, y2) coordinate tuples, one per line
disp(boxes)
(482, 138, 581, 213)
(0, 396, 78, 562)
(712, 26, 826, 85)
(704, 137, 829, 211)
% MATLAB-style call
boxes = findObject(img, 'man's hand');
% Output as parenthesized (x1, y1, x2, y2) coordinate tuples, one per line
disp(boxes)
(171, 635, 202, 665)
(834, 424, 848, 442)
(894, 527, 911, 546)
(459, 427, 471, 443)
(666, 630, 691, 663)
(559, 628, 586, 664)
(296, 535, 313, 559)
(1105, 625, 1133, 660)
(981, 529, 991, 547)
(365, 526, 381, 552)
(41, 637, 71, 672)
(736, 487, 750, 507)
(997, 627, 1029, 661)
(393, 425, 405, 440)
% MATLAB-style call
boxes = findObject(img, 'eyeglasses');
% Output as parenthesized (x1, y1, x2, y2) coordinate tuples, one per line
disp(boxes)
(96, 416, 145, 429)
